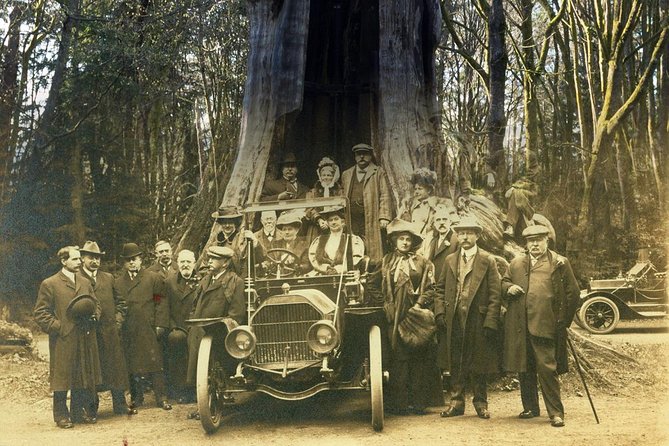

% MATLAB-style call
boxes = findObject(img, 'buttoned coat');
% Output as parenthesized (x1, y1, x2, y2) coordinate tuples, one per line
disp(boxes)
(260, 177, 309, 201)
(78, 269, 129, 389)
(115, 269, 168, 374)
(186, 269, 246, 383)
(501, 250, 579, 374)
(425, 229, 459, 282)
(434, 248, 501, 374)
(34, 271, 102, 391)
(146, 261, 178, 279)
(165, 272, 200, 330)
(341, 163, 394, 262)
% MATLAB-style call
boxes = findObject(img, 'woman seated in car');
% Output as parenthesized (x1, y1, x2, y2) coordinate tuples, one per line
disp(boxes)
(308, 206, 365, 275)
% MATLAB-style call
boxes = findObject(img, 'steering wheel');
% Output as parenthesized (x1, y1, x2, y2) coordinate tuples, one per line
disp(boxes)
(264, 248, 299, 278)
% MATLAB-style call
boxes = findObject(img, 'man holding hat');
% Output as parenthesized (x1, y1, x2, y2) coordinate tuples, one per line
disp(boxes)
(165, 249, 201, 403)
(260, 152, 309, 201)
(341, 143, 393, 263)
(502, 224, 579, 427)
(114, 242, 172, 410)
(434, 216, 501, 419)
(78, 241, 135, 417)
(34, 246, 101, 428)
(186, 246, 245, 392)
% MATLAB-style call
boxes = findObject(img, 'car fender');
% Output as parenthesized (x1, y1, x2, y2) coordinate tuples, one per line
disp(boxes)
(579, 291, 638, 320)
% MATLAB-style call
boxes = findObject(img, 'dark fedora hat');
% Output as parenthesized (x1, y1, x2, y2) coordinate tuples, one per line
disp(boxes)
(66, 294, 97, 320)
(211, 205, 243, 220)
(120, 242, 143, 258)
(80, 240, 105, 256)
(280, 152, 298, 165)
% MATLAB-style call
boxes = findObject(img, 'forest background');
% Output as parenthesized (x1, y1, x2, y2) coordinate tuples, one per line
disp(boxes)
(0, 0, 666, 320)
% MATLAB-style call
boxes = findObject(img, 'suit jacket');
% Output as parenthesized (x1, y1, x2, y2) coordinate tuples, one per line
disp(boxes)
(115, 269, 167, 374)
(165, 272, 201, 330)
(260, 177, 309, 201)
(340, 163, 393, 262)
(502, 250, 579, 374)
(78, 269, 129, 389)
(34, 271, 101, 391)
(434, 248, 501, 374)
(425, 229, 459, 282)
(146, 261, 178, 279)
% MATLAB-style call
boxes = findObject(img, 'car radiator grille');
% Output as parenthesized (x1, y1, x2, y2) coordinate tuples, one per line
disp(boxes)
(252, 302, 321, 365)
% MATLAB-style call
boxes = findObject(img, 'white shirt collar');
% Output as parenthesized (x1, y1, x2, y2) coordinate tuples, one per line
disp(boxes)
(61, 268, 75, 283)
(462, 245, 478, 259)
(83, 266, 97, 278)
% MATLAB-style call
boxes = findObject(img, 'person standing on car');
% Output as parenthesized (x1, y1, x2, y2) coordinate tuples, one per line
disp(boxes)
(78, 241, 136, 417)
(340, 144, 393, 263)
(425, 206, 459, 282)
(502, 225, 579, 427)
(380, 219, 443, 415)
(115, 242, 172, 410)
(34, 246, 101, 428)
(435, 216, 501, 420)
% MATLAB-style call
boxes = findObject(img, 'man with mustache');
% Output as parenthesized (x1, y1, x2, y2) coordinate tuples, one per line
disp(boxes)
(147, 240, 178, 279)
(425, 207, 459, 282)
(260, 152, 308, 201)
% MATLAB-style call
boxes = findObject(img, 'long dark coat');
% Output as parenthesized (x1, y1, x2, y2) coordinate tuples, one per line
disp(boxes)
(146, 261, 178, 279)
(260, 177, 309, 201)
(78, 270, 129, 389)
(166, 273, 201, 330)
(434, 248, 501, 374)
(501, 250, 579, 375)
(34, 272, 102, 391)
(380, 252, 443, 409)
(425, 229, 459, 282)
(341, 163, 394, 262)
(186, 269, 246, 383)
(115, 269, 168, 374)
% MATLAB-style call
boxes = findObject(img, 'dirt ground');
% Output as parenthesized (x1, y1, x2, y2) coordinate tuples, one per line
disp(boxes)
(1, 320, 668, 446)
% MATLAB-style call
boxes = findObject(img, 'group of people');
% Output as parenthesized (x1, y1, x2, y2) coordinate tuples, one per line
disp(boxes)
(34, 142, 580, 431)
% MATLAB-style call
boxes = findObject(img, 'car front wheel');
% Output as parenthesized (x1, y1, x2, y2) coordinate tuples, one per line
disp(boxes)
(579, 296, 620, 334)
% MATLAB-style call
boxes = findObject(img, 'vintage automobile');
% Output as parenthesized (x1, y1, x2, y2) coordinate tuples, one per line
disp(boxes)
(188, 196, 387, 434)
(576, 250, 667, 334)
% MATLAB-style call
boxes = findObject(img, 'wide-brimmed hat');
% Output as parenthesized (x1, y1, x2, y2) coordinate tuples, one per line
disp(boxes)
(211, 205, 243, 220)
(409, 168, 438, 188)
(319, 205, 345, 218)
(522, 224, 550, 239)
(452, 216, 482, 233)
(276, 212, 303, 228)
(386, 218, 423, 248)
(351, 143, 374, 153)
(80, 240, 105, 256)
(66, 294, 97, 320)
(167, 327, 188, 346)
(280, 152, 298, 165)
(120, 243, 143, 258)
(207, 246, 235, 259)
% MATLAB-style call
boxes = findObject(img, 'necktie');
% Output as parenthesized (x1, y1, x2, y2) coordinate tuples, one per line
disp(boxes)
(462, 253, 468, 264)
(130, 272, 136, 280)
(90, 274, 96, 287)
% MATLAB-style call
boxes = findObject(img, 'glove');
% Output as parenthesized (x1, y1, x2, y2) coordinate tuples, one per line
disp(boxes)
(155, 326, 166, 338)
(435, 314, 447, 330)
(484, 327, 496, 341)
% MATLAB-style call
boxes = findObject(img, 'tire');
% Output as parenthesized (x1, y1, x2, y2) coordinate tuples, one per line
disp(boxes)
(573, 309, 587, 330)
(369, 325, 384, 432)
(196, 335, 222, 434)
(579, 296, 620, 334)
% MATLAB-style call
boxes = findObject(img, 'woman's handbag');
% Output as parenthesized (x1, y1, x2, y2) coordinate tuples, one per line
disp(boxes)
(398, 306, 437, 348)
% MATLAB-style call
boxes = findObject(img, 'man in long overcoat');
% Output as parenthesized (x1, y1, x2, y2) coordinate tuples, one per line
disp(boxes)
(434, 217, 501, 419)
(340, 143, 393, 263)
(186, 246, 245, 386)
(502, 225, 579, 427)
(165, 249, 201, 402)
(78, 241, 136, 416)
(34, 246, 101, 428)
(114, 242, 172, 410)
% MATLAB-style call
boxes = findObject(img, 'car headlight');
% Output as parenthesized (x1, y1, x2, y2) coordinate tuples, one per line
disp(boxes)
(307, 320, 339, 354)
(225, 326, 256, 359)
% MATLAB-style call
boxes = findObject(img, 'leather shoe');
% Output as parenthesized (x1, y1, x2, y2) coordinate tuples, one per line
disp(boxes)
(159, 400, 172, 410)
(518, 409, 540, 419)
(476, 408, 491, 419)
(114, 406, 138, 415)
(551, 416, 565, 427)
(72, 414, 96, 424)
(129, 399, 143, 409)
(440, 406, 464, 417)
(56, 418, 74, 429)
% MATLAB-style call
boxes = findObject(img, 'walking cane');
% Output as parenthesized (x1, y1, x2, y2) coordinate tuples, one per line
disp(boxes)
(566, 329, 600, 424)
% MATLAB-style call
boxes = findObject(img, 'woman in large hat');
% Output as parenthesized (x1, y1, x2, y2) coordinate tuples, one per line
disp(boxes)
(378, 219, 444, 415)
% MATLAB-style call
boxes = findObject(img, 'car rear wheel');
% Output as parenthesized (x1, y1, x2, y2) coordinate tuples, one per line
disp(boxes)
(369, 325, 384, 432)
(579, 296, 620, 334)
(196, 335, 222, 433)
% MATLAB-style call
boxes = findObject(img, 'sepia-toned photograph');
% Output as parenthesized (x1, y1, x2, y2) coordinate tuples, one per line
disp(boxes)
(0, 1, 667, 445)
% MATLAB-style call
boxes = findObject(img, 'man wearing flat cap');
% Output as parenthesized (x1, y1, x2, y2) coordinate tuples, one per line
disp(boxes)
(114, 242, 172, 410)
(341, 143, 394, 263)
(502, 224, 579, 428)
(34, 245, 101, 428)
(186, 246, 245, 391)
(78, 241, 135, 417)
(434, 216, 501, 420)
(260, 152, 309, 201)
